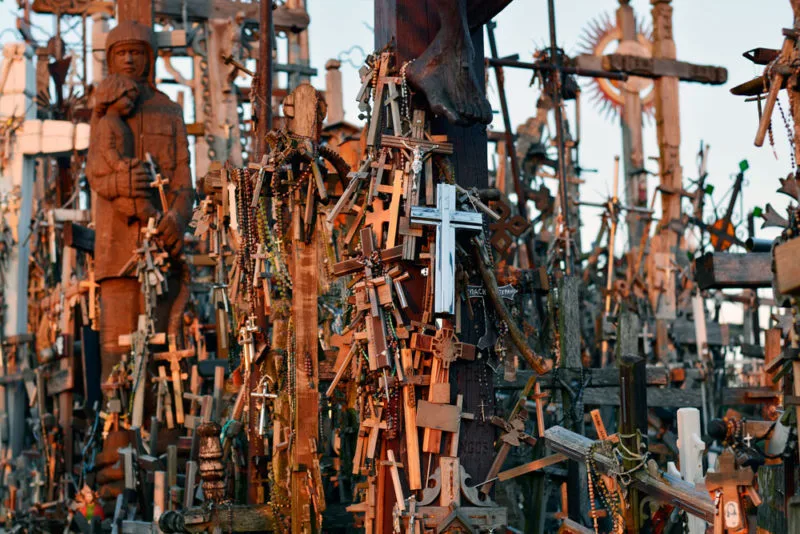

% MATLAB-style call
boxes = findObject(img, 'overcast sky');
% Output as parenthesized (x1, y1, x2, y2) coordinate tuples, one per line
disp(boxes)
(305, 0, 796, 253)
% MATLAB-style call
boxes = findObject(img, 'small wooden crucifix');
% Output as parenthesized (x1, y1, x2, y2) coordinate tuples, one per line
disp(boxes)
(705, 450, 761, 534)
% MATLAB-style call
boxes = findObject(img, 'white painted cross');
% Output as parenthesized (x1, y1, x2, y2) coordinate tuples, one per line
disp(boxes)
(668, 407, 706, 534)
(411, 183, 482, 315)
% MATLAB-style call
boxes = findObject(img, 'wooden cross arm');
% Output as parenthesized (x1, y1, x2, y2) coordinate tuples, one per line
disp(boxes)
(380, 135, 454, 155)
(545, 426, 715, 523)
(153, 349, 195, 362)
(573, 54, 727, 85)
(705, 467, 755, 490)
(332, 245, 404, 277)
(118, 332, 167, 347)
(488, 415, 510, 431)
(496, 453, 567, 483)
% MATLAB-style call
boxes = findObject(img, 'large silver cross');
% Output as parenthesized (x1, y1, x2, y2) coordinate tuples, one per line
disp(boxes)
(411, 183, 483, 315)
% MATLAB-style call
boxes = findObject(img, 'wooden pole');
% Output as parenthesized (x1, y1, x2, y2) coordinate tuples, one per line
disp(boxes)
(117, 0, 153, 25)
(619, 353, 646, 533)
(256, 0, 274, 159)
(547, 0, 571, 274)
(651, 0, 682, 237)
(486, 20, 537, 268)
(286, 83, 324, 532)
(650, 0, 681, 360)
(617, 0, 647, 247)
(374, 0, 488, 190)
(375, 0, 496, 489)
(559, 276, 586, 522)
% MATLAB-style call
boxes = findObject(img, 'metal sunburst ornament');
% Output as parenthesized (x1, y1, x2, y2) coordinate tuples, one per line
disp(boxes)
(577, 12, 655, 120)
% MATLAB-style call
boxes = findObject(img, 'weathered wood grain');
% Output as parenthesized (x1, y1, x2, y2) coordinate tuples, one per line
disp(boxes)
(495, 366, 669, 390)
(545, 426, 715, 522)
(582, 387, 702, 408)
(695, 252, 772, 290)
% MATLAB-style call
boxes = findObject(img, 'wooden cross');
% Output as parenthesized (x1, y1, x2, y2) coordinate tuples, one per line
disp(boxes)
(364, 198, 392, 248)
(410, 325, 476, 370)
(146, 152, 170, 211)
(371, 170, 405, 249)
(328, 162, 372, 224)
(237, 315, 259, 372)
(400, 348, 422, 491)
(353, 399, 388, 475)
(153, 335, 194, 426)
(79, 261, 100, 328)
(29, 470, 45, 505)
(368, 150, 393, 202)
(488, 200, 529, 255)
(335, 228, 405, 370)
(532, 382, 549, 438)
(252, 244, 272, 314)
(705, 450, 761, 533)
(246, 155, 270, 206)
(152, 366, 175, 429)
(480, 409, 537, 495)
(118, 314, 166, 428)
(383, 449, 406, 512)
(410, 319, 474, 454)
(410, 183, 483, 315)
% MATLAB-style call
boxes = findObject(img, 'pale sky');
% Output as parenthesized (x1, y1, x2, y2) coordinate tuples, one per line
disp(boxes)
(306, 0, 796, 251)
(1, 0, 795, 251)
(0, 1, 792, 331)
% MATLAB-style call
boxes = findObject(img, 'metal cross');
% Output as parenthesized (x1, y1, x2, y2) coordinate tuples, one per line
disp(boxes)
(411, 183, 483, 315)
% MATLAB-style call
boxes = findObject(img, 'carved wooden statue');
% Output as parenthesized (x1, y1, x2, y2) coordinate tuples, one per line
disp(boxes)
(86, 21, 193, 390)
(403, 0, 512, 125)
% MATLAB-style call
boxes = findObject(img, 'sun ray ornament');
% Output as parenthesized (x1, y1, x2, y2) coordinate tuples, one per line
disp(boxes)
(577, 11, 655, 121)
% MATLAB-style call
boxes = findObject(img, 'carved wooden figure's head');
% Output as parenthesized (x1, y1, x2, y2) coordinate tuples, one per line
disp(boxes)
(94, 73, 140, 118)
(111, 43, 149, 79)
(105, 21, 156, 85)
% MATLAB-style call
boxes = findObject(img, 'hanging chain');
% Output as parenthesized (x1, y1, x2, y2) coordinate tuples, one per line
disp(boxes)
(778, 98, 797, 170)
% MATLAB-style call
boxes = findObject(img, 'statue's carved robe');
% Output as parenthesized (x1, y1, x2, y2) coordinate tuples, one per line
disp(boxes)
(87, 85, 192, 280)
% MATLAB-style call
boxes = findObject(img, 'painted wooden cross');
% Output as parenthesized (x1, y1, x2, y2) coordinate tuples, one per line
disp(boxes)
(705, 450, 761, 534)
(411, 183, 483, 315)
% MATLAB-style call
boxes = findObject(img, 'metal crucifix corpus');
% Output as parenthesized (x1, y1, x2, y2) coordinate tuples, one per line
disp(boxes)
(411, 183, 483, 315)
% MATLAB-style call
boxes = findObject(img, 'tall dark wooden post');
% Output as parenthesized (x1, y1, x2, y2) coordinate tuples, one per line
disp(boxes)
(374, 0, 495, 486)
(256, 0, 273, 159)
(374, 1, 487, 190)
(619, 353, 646, 533)
(117, 0, 153, 25)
